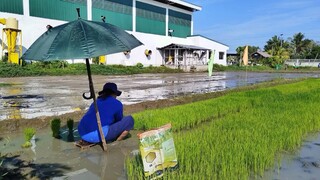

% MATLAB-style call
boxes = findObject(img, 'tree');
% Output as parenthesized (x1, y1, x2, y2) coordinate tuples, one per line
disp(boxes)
(235, 45, 259, 65)
(264, 35, 290, 67)
(263, 35, 289, 55)
(305, 42, 320, 59)
(288, 32, 312, 58)
(265, 47, 290, 67)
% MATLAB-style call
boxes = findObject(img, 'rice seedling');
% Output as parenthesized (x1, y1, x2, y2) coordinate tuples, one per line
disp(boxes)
(127, 78, 320, 179)
(21, 128, 36, 148)
(51, 118, 61, 138)
(67, 118, 74, 133)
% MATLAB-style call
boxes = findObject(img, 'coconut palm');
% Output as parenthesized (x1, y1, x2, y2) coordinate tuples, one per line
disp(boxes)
(289, 32, 312, 58)
(264, 35, 282, 55)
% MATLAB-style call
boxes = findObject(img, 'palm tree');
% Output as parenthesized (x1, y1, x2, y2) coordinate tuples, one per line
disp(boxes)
(289, 32, 312, 58)
(264, 35, 282, 55)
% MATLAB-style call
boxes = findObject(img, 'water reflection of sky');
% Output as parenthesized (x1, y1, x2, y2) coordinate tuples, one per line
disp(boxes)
(0, 72, 318, 121)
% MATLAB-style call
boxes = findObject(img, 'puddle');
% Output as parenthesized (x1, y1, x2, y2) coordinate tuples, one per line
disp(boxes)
(2, 126, 319, 179)
(259, 133, 320, 180)
(0, 72, 319, 121)
(0, 127, 140, 179)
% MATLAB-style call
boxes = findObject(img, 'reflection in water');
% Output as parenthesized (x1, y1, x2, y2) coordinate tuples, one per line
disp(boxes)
(261, 133, 320, 180)
(31, 135, 37, 160)
(0, 72, 318, 121)
(5, 87, 23, 119)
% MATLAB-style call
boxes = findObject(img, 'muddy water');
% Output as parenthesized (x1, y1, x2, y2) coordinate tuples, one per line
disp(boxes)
(0, 126, 141, 179)
(260, 133, 320, 180)
(0, 72, 320, 179)
(1, 123, 320, 179)
(0, 72, 318, 121)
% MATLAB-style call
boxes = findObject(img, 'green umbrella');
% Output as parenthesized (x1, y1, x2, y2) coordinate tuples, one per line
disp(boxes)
(22, 19, 142, 60)
(22, 16, 142, 151)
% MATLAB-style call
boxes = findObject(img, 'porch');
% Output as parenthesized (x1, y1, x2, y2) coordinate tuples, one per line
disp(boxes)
(158, 43, 210, 71)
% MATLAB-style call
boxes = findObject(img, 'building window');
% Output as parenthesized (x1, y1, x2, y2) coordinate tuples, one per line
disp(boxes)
(219, 52, 224, 60)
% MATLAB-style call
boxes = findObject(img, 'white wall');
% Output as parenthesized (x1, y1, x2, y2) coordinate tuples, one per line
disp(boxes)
(187, 36, 229, 66)
(105, 31, 192, 66)
(0, 11, 229, 67)
(0, 12, 66, 54)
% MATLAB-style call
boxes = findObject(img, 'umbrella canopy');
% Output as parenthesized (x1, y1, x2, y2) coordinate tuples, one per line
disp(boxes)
(22, 18, 142, 151)
(22, 18, 142, 61)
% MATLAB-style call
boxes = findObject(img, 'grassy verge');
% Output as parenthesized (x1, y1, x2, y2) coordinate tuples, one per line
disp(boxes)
(127, 78, 320, 179)
(0, 83, 13, 87)
(225, 65, 320, 72)
(0, 62, 183, 77)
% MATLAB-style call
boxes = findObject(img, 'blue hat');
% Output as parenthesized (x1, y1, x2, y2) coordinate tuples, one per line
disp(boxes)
(99, 82, 122, 96)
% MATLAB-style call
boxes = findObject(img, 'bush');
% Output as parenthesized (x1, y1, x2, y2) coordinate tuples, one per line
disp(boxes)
(136, 62, 144, 69)
(212, 64, 226, 71)
(0, 61, 184, 77)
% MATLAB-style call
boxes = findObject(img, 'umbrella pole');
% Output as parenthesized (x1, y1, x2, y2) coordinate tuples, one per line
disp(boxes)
(85, 58, 108, 151)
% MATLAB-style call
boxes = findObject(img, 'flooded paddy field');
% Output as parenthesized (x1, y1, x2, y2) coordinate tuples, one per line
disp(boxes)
(0, 126, 140, 179)
(1, 72, 320, 179)
(260, 133, 320, 180)
(0, 72, 318, 121)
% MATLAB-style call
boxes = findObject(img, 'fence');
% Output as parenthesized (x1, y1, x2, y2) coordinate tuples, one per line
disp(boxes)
(285, 59, 320, 67)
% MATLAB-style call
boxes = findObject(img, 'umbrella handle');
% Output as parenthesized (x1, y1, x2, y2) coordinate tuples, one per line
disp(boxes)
(82, 92, 93, 100)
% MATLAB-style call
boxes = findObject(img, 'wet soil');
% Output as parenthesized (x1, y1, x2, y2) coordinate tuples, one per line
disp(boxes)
(1, 72, 318, 121)
(1, 72, 314, 134)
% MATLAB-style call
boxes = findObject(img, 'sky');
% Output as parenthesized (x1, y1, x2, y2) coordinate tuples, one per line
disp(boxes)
(188, 0, 320, 52)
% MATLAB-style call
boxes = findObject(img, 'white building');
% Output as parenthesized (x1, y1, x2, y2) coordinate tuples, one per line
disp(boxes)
(0, 0, 229, 70)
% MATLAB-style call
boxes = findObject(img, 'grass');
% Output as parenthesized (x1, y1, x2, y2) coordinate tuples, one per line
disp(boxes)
(1, 61, 319, 77)
(0, 83, 13, 87)
(127, 78, 320, 179)
(225, 64, 320, 72)
(0, 61, 183, 77)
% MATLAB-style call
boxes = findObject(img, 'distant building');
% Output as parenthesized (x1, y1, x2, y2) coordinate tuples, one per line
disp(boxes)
(251, 51, 272, 59)
(251, 51, 271, 65)
(0, 0, 229, 70)
(227, 52, 240, 65)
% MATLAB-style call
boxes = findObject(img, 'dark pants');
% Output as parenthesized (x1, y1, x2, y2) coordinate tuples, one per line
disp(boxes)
(105, 115, 134, 141)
